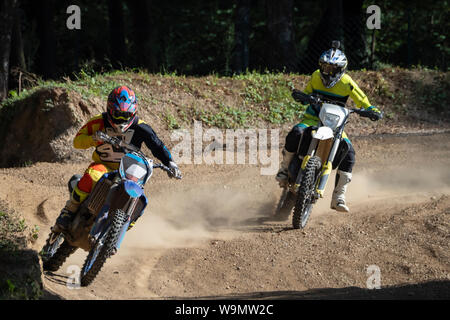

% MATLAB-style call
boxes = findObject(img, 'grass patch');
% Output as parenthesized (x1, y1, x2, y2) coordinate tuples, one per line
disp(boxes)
(1, 67, 448, 134)
(194, 104, 255, 129)
(0, 205, 43, 300)
(0, 210, 28, 252)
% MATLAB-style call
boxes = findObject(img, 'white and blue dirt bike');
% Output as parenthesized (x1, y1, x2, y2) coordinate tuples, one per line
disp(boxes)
(274, 90, 381, 229)
(41, 132, 180, 286)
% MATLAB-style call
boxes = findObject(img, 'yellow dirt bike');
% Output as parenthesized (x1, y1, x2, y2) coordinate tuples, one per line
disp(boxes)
(275, 90, 381, 229)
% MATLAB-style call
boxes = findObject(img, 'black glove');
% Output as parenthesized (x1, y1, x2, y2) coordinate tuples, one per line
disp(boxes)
(367, 106, 383, 121)
(292, 90, 310, 104)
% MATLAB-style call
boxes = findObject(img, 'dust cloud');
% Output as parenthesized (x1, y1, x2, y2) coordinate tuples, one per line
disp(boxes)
(121, 185, 274, 250)
(121, 162, 450, 251)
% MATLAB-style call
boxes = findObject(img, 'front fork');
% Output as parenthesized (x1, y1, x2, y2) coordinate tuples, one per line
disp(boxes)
(293, 136, 340, 199)
(115, 197, 138, 250)
(89, 183, 137, 251)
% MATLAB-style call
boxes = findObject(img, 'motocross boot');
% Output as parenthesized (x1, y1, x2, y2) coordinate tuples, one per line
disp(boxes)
(54, 199, 80, 232)
(330, 170, 352, 212)
(276, 149, 295, 187)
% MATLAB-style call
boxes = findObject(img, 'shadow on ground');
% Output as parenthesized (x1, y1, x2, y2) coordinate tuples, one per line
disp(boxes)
(182, 280, 450, 300)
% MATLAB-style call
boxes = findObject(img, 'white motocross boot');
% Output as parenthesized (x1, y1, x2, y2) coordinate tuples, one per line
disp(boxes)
(276, 149, 295, 187)
(331, 170, 352, 212)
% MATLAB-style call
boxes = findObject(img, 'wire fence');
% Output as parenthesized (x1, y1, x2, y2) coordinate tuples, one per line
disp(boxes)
(298, 17, 371, 73)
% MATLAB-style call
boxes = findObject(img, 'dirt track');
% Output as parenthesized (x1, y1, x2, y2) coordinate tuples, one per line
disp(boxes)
(0, 132, 449, 299)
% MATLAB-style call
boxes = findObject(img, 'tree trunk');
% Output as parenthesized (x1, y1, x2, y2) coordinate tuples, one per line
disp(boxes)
(0, 0, 18, 101)
(265, 0, 298, 72)
(10, 4, 26, 70)
(36, 0, 56, 79)
(232, 0, 250, 74)
(108, 0, 127, 69)
(343, 0, 368, 69)
(128, 0, 159, 72)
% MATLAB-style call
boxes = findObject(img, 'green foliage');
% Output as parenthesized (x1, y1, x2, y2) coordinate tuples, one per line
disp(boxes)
(0, 210, 28, 252)
(236, 71, 305, 124)
(415, 74, 450, 113)
(1, 68, 448, 134)
(195, 104, 255, 129)
(30, 225, 39, 242)
(0, 277, 42, 300)
(165, 112, 180, 130)
(368, 0, 449, 70)
(0, 208, 43, 300)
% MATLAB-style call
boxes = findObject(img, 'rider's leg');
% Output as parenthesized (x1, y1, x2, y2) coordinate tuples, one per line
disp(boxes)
(276, 149, 295, 185)
(276, 124, 307, 185)
(331, 139, 355, 212)
(56, 163, 111, 230)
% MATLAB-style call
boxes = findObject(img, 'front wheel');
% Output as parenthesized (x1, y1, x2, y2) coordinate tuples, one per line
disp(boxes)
(80, 209, 127, 287)
(292, 156, 322, 229)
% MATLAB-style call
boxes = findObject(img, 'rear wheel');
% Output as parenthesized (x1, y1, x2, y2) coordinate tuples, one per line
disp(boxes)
(80, 209, 127, 287)
(41, 231, 77, 272)
(292, 156, 322, 229)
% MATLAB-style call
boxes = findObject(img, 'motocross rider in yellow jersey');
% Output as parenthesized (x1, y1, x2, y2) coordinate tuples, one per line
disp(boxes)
(54, 86, 182, 231)
(276, 42, 383, 213)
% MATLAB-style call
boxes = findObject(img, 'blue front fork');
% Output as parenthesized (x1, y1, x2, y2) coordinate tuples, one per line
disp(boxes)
(89, 179, 148, 251)
(90, 205, 143, 251)
(115, 218, 131, 250)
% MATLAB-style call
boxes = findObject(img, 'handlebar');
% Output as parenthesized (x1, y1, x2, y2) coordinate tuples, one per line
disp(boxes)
(95, 131, 181, 179)
(292, 90, 318, 105)
(350, 108, 382, 121)
(292, 89, 382, 121)
(152, 162, 179, 177)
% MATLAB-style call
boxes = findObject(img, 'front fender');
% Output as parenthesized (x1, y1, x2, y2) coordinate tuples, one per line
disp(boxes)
(312, 127, 334, 140)
(123, 180, 144, 198)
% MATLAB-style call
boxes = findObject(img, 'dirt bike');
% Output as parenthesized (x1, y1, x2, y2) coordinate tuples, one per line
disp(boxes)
(274, 90, 382, 229)
(40, 132, 181, 286)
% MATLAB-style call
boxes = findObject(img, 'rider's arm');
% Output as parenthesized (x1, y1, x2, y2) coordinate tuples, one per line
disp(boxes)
(73, 114, 104, 149)
(137, 121, 173, 167)
(346, 76, 372, 110)
(303, 76, 314, 95)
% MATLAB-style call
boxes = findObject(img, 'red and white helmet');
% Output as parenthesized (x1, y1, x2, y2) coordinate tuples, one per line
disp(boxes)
(106, 86, 138, 133)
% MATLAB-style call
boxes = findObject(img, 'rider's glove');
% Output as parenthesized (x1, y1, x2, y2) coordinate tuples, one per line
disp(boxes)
(92, 131, 105, 144)
(367, 106, 383, 121)
(168, 161, 182, 179)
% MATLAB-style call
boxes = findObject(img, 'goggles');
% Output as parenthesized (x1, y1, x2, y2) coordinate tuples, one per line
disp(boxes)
(319, 62, 339, 75)
(112, 110, 134, 120)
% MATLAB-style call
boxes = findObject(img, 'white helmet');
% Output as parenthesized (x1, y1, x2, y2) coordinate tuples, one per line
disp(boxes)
(318, 41, 348, 88)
